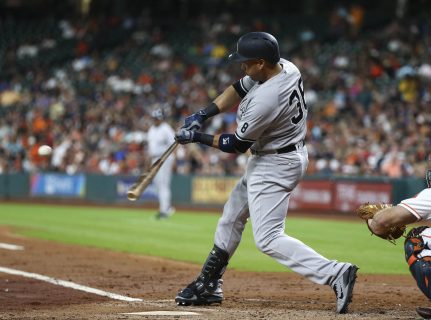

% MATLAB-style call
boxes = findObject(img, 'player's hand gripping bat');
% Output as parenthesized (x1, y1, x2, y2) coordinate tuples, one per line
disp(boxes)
(127, 141, 179, 201)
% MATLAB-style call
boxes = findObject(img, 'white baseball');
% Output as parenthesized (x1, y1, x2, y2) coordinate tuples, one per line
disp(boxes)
(38, 145, 53, 156)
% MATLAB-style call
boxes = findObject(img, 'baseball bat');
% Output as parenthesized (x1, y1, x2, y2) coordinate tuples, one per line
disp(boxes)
(127, 141, 179, 201)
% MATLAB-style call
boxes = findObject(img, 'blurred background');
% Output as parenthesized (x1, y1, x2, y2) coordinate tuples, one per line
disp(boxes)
(0, 0, 430, 210)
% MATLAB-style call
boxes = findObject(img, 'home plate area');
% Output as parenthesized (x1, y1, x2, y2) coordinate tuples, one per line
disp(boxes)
(122, 311, 200, 316)
(0, 228, 426, 320)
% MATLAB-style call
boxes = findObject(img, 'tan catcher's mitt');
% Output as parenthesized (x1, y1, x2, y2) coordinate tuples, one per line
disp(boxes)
(356, 203, 406, 244)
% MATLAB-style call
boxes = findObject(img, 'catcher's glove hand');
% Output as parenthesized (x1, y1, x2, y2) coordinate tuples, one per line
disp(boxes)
(356, 203, 406, 244)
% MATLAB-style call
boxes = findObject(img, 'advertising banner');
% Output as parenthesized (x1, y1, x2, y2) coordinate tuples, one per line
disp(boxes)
(116, 178, 158, 201)
(334, 182, 392, 212)
(30, 174, 85, 198)
(190, 176, 393, 212)
(192, 177, 239, 204)
(290, 180, 334, 210)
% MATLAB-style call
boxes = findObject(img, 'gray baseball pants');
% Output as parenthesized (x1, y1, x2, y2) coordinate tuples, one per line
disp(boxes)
(214, 146, 349, 286)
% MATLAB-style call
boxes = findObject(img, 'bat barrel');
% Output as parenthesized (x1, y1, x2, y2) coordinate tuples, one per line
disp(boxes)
(127, 176, 150, 201)
(126, 141, 178, 202)
(127, 189, 139, 201)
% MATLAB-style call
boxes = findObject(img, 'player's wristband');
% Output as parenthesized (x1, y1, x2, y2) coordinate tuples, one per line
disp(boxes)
(218, 133, 236, 153)
(193, 132, 214, 147)
(201, 102, 220, 120)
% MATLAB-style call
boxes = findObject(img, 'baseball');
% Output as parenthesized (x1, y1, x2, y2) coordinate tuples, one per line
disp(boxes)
(38, 145, 53, 156)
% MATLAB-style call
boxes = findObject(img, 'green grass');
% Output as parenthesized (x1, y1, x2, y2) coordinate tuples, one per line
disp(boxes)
(0, 203, 407, 274)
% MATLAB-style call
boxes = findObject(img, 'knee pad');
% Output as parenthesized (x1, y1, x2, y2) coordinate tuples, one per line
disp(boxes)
(409, 258, 431, 300)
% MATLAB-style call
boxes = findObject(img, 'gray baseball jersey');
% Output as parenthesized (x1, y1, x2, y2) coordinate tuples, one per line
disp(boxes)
(148, 122, 175, 159)
(213, 58, 352, 286)
(235, 58, 307, 152)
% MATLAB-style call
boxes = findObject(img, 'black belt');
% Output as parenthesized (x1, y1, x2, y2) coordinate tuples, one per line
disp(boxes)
(250, 141, 304, 156)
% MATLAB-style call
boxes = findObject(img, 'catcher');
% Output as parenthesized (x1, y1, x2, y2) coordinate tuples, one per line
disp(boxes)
(357, 170, 431, 319)
(404, 226, 431, 319)
(356, 170, 431, 243)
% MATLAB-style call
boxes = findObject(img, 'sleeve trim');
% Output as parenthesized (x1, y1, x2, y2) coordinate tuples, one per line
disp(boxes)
(240, 79, 249, 93)
(233, 79, 247, 98)
(398, 203, 422, 220)
(234, 131, 255, 143)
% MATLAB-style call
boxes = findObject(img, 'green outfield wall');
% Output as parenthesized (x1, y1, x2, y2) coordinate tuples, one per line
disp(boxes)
(0, 173, 426, 213)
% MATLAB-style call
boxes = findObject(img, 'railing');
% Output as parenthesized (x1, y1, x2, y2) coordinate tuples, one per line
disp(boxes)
(0, 173, 426, 213)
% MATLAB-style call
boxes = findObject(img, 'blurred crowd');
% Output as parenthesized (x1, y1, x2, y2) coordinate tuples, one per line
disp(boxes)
(0, 8, 430, 178)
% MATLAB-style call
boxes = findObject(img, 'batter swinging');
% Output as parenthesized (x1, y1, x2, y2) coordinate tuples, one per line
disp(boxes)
(174, 32, 358, 313)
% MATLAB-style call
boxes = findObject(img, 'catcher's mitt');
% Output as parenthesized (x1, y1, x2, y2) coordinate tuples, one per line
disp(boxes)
(356, 203, 406, 244)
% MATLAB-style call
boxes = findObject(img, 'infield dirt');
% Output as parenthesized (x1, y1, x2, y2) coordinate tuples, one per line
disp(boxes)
(0, 226, 426, 320)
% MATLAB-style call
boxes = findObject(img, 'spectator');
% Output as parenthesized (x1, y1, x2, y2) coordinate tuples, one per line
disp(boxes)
(0, 13, 429, 179)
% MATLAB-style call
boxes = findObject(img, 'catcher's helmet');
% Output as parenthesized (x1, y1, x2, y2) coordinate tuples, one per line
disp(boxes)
(228, 32, 280, 64)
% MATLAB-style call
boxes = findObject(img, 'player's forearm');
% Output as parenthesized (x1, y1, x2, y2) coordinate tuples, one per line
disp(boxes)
(193, 132, 220, 149)
(213, 85, 241, 113)
(213, 134, 221, 148)
(183, 86, 240, 132)
(192, 132, 251, 153)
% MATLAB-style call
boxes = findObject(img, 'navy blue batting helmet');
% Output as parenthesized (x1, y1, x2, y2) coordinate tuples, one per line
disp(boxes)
(151, 109, 164, 120)
(228, 32, 280, 64)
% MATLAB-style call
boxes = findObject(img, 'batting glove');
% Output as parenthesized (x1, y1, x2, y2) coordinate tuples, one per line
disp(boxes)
(182, 110, 207, 131)
(175, 128, 195, 144)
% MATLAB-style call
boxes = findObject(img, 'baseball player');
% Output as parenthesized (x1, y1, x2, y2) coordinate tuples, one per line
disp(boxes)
(405, 226, 431, 319)
(357, 170, 431, 319)
(359, 169, 431, 239)
(147, 109, 175, 219)
(174, 32, 358, 313)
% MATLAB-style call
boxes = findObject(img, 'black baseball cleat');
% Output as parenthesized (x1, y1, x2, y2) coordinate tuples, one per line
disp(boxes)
(332, 264, 359, 314)
(155, 212, 169, 219)
(417, 306, 431, 319)
(156, 207, 175, 220)
(175, 279, 223, 306)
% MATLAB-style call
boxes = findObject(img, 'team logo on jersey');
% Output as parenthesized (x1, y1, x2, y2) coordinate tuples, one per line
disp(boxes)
(239, 98, 250, 120)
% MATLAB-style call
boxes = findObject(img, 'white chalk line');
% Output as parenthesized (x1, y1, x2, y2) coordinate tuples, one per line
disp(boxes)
(153, 301, 217, 311)
(122, 311, 200, 316)
(0, 266, 142, 302)
(0, 243, 24, 251)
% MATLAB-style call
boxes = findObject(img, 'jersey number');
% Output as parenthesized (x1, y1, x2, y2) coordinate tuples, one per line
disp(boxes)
(289, 78, 307, 125)
(240, 122, 249, 133)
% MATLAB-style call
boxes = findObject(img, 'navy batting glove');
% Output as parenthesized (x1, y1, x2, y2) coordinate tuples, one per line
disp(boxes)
(175, 128, 195, 144)
(182, 110, 207, 131)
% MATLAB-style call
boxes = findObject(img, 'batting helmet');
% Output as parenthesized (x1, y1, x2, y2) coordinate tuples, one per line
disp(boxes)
(228, 32, 280, 65)
(151, 109, 164, 120)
